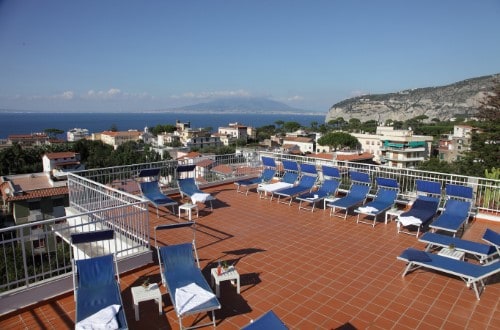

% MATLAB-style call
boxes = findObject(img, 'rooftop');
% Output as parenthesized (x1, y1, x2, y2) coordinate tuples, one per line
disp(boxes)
(0, 182, 499, 329)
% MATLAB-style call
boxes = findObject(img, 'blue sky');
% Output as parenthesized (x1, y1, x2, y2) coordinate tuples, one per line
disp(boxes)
(1, 0, 499, 113)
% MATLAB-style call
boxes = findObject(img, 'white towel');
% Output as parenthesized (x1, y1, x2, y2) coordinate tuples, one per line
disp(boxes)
(75, 304, 120, 330)
(398, 216, 422, 226)
(358, 206, 379, 213)
(175, 283, 216, 315)
(190, 193, 211, 203)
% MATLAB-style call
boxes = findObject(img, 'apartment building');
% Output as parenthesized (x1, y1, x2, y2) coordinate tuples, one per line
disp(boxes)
(352, 126, 433, 168)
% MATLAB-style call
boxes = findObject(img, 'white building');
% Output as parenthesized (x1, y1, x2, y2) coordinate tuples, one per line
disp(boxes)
(66, 128, 89, 142)
(99, 130, 142, 149)
(352, 126, 433, 168)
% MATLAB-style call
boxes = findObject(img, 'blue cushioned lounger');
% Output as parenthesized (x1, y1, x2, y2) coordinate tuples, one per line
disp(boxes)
(177, 165, 215, 209)
(274, 163, 318, 205)
(242, 310, 288, 330)
(139, 168, 178, 217)
(296, 166, 341, 212)
(356, 177, 399, 227)
(429, 199, 471, 237)
(258, 160, 299, 200)
(397, 248, 500, 300)
(327, 171, 371, 220)
(397, 180, 441, 237)
(155, 223, 220, 330)
(429, 184, 474, 237)
(419, 229, 500, 264)
(71, 230, 128, 329)
(235, 157, 277, 195)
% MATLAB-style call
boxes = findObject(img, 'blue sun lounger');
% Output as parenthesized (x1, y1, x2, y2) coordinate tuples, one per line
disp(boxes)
(419, 229, 500, 264)
(258, 160, 299, 200)
(71, 230, 128, 330)
(177, 165, 215, 210)
(274, 163, 318, 205)
(429, 184, 474, 237)
(235, 156, 276, 195)
(356, 177, 399, 227)
(242, 310, 288, 330)
(296, 165, 341, 212)
(138, 168, 178, 217)
(397, 247, 500, 300)
(397, 180, 441, 237)
(155, 223, 221, 330)
(327, 171, 371, 220)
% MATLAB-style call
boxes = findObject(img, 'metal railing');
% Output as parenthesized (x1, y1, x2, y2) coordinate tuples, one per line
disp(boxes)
(0, 151, 498, 299)
(0, 174, 150, 294)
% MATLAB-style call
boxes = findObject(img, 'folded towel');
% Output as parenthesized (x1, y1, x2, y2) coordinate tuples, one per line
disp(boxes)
(358, 206, 379, 213)
(175, 283, 216, 315)
(75, 304, 120, 330)
(398, 216, 422, 226)
(191, 193, 211, 203)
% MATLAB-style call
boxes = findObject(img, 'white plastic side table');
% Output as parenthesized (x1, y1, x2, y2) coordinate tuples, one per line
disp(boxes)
(131, 284, 162, 321)
(210, 266, 240, 298)
(178, 203, 198, 221)
(385, 208, 404, 224)
(438, 247, 465, 260)
(323, 197, 340, 210)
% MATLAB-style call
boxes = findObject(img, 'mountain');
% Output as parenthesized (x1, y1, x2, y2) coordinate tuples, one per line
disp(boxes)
(161, 97, 309, 114)
(325, 74, 499, 123)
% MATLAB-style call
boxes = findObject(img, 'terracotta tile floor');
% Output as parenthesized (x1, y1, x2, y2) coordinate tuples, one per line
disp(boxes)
(1, 183, 499, 329)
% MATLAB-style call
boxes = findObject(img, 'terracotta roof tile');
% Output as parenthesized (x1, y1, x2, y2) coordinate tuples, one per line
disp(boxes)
(5, 186, 68, 202)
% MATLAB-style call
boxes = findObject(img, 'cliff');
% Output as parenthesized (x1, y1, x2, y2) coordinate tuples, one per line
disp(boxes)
(325, 74, 499, 123)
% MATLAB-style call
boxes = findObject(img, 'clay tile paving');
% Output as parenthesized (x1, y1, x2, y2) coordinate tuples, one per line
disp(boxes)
(0, 182, 499, 329)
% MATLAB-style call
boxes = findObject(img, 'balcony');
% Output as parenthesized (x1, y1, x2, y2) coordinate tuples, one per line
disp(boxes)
(0, 153, 499, 328)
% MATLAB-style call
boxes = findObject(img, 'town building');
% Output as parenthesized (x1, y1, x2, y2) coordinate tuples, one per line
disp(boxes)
(352, 126, 433, 168)
(438, 125, 482, 163)
(7, 133, 50, 147)
(42, 152, 84, 179)
(99, 130, 142, 149)
(66, 128, 89, 141)
(0, 172, 68, 254)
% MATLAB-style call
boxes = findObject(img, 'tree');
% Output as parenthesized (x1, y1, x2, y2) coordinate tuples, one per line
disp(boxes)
(317, 132, 360, 151)
(109, 123, 118, 132)
(283, 121, 301, 132)
(43, 128, 64, 139)
(348, 118, 361, 131)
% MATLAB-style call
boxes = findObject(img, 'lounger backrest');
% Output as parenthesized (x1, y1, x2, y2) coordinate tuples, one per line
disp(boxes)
(375, 188, 398, 204)
(322, 165, 341, 179)
(299, 163, 317, 176)
(376, 177, 399, 190)
(138, 168, 161, 178)
(444, 199, 471, 216)
(483, 229, 500, 253)
(281, 172, 299, 184)
(261, 156, 277, 168)
(446, 184, 473, 200)
(160, 243, 197, 272)
(297, 174, 317, 189)
(242, 310, 288, 330)
(140, 181, 159, 195)
(261, 168, 276, 182)
(76, 254, 116, 289)
(318, 179, 340, 195)
(281, 160, 299, 172)
(178, 178, 199, 195)
(416, 180, 441, 196)
(349, 184, 370, 200)
(349, 171, 370, 184)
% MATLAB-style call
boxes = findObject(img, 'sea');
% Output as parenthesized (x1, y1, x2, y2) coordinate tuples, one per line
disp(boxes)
(0, 112, 326, 139)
